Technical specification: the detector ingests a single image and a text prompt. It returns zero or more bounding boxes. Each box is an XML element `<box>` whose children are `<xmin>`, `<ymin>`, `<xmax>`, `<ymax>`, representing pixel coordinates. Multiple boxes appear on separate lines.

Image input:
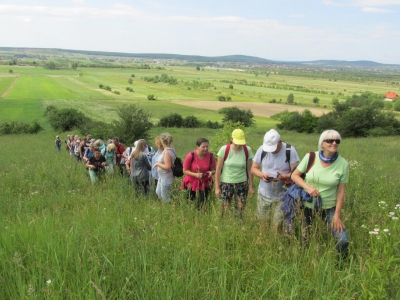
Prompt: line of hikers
<box><xmin>58</xmin><ymin>128</ymin><xmax>349</xmax><ymax>259</ymax></box>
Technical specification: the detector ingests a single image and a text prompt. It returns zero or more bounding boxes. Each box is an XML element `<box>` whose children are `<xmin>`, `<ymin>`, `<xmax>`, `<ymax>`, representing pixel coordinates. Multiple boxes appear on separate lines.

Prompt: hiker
<box><xmin>152</xmin><ymin>132</ymin><xmax>175</xmax><ymax>203</ymax></box>
<box><xmin>151</xmin><ymin>136</ymin><xmax>164</xmax><ymax>189</ymax></box>
<box><xmin>291</xmin><ymin>129</ymin><xmax>349</xmax><ymax>259</ymax></box>
<box><xmin>82</xmin><ymin>143</ymin><xmax>94</xmax><ymax>163</ymax></box>
<box><xmin>251</xmin><ymin>129</ymin><xmax>299</xmax><ymax>230</ymax></box>
<box><xmin>104</xmin><ymin>143</ymin><xmax>116</xmax><ymax>174</ymax></box>
<box><xmin>55</xmin><ymin>135</ymin><xmax>62</xmax><ymax>151</ymax></box>
<box><xmin>122</xmin><ymin>141</ymin><xmax>137</xmax><ymax>177</ymax></box>
<box><xmin>112</xmin><ymin>137</ymin><xmax>125</xmax><ymax>175</ymax></box>
<box><xmin>215</xmin><ymin>129</ymin><xmax>254</xmax><ymax>218</ymax></box>
<box><xmin>181</xmin><ymin>138</ymin><xmax>216</xmax><ymax>210</ymax></box>
<box><xmin>130</xmin><ymin>139</ymin><xmax>152</xmax><ymax>195</ymax></box>
<box><xmin>86</xmin><ymin>147</ymin><xmax>107</xmax><ymax>184</ymax></box>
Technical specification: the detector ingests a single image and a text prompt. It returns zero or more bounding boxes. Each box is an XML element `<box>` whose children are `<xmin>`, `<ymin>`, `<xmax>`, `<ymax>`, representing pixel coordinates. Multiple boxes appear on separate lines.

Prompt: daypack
<box><xmin>172</xmin><ymin>157</ymin><xmax>184</xmax><ymax>177</ymax></box>
<box><xmin>56</xmin><ymin>138</ymin><xmax>61</xmax><ymax>147</ymax></box>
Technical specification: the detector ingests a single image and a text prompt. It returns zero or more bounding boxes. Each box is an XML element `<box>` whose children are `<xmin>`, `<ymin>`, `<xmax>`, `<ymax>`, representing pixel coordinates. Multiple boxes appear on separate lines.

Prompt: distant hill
<box><xmin>0</xmin><ymin>47</ymin><xmax>398</xmax><ymax>67</ymax></box>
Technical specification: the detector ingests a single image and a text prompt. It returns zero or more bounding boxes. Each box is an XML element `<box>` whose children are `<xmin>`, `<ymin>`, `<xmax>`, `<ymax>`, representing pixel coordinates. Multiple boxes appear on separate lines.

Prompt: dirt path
<box><xmin>2</xmin><ymin>76</ymin><xmax>19</xmax><ymax>98</ymax></box>
<box><xmin>171</xmin><ymin>101</ymin><xmax>330</xmax><ymax>117</ymax></box>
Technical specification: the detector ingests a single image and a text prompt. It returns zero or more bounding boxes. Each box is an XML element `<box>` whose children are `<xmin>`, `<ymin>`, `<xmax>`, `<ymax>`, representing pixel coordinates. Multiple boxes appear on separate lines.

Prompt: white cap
<box><xmin>262</xmin><ymin>129</ymin><xmax>281</xmax><ymax>152</ymax></box>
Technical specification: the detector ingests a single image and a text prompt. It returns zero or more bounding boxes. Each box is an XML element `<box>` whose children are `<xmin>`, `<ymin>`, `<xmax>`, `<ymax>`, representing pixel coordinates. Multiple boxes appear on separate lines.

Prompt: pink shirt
<box><xmin>181</xmin><ymin>151</ymin><xmax>216</xmax><ymax>191</ymax></box>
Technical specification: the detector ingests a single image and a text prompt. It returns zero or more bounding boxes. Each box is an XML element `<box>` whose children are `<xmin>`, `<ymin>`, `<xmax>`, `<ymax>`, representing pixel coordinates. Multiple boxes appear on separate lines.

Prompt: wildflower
<box><xmin>369</xmin><ymin>231</ymin><xmax>379</xmax><ymax>235</ymax></box>
<box><xmin>46</xmin><ymin>279</ymin><xmax>52</xmax><ymax>285</ymax></box>
<box><xmin>361</xmin><ymin>224</ymin><xmax>366</xmax><ymax>228</ymax></box>
<box><xmin>383</xmin><ymin>229</ymin><xmax>390</xmax><ymax>233</ymax></box>
<box><xmin>374</xmin><ymin>228</ymin><xmax>380</xmax><ymax>232</ymax></box>
<box><xmin>389</xmin><ymin>212</ymin><xmax>395</xmax><ymax>216</ymax></box>
<box><xmin>392</xmin><ymin>217</ymin><xmax>399</xmax><ymax>220</ymax></box>
<box><xmin>377</xmin><ymin>236</ymin><xmax>381</xmax><ymax>240</ymax></box>
<box><xmin>31</xmin><ymin>191</ymin><xmax>39</xmax><ymax>195</ymax></box>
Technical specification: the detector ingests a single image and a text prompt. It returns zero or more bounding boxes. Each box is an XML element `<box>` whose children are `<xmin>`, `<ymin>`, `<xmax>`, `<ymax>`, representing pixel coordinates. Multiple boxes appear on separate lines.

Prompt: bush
<box><xmin>113</xmin><ymin>91</ymin><xmax>120</xmax><ymax>95</ymax></box>
<box><xmin>276</xmin><ymin>109</ymin><xmax>318</xmax><ymax>133</ymax></box>
<box><xmin>147</xmin><ymin>94</ymin><xmax>156</xmax><ymax>100</ymax></box>
<box><xmin>47</xmin><ymin>107</ymin><xmax>89</xmax><ymax>132</ymax></box>
<box><xmin>313</xmin><ymin>97</ymin><xmax>319</xmax><ymax>104</ymax></box>
<box><xmin>113</xmin><ymin>104</ymin><xmax>153</xmax><ymax>144</ymax></box>
<box><xmin>159</xmin><ymin>113</ymin><xmax>183</xmax><ymax>128</ymax></box>
<box><xmin>209</xmin><ymin>121</ymin><xmax>245</xmax><ymax>154</ymax></box>
<box><xmin>0</xmin><ymin>120</ymin><xmax>43</xmax><ymax>135</ymax></box>
<box><xmin>182</xmin><ymin>115</ymin><xmax>201</xmax><ymax>128</ymax></box>
<box><xmin>287</xmin><ymin>93</ymin><xmax>294</xmax><ymax>104</ymax></box>
<box><xmin>219</xmin><ymin>106</ymin><xmax>254</xmax><ymax>127</ymax></box>
<box><xmin>205</xmin><ymin>120</ymin><xmax>222</xmax><ymax>129</ymax></box>
<box><xmin>393</xmin><ymin>100</ymin><xmax>400</xmax><ymax>112</ymax></box>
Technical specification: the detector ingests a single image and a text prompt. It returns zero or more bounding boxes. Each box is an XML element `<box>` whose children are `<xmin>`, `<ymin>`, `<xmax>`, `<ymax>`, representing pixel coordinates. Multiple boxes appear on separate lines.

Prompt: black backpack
<box><xmin>172</xmin><ymin>157</ymin><xmax>184</xmax><ymax>177</ymax></box>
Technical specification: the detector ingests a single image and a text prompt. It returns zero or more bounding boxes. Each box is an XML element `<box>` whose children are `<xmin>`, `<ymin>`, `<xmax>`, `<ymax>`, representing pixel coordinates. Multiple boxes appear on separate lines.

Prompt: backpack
<box><xmin>172</xmin><ymin>157</ymin><xmax>184</xmax><ymax>177</ymax></box>
<box><xmin>167</xmin><ymin>148</ymin><xmax>183</xmax><ymax>177</ymax></box>
<box><xmin>56</xmin><ymin>138</ymin><xmax>61</xmax><ymax>147</ymax></box>
<box><xmin>190</xmin><ymin>151</ymin><xmax>214</xmax><ymax>166</ymax></box>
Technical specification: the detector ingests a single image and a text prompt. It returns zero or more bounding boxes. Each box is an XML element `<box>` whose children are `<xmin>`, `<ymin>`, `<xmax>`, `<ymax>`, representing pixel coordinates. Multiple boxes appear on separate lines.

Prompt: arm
<box><xmin>251</xmin><ymin>161</ymin><xmax>275</xmax><ymax>183</ymax></box>
<box><xmin>247</xmin><ymin>158</ymin><xmax>254</xmax><ymax>197</ymax></box>
<box><xmin>214</xmin><ymin>156</ymin><xmax>224</xmax><ymax>197</ymax></box>
<box><xmin>86</xmin><ymin>158</ymin><xmax>94</xmax><ymax>170</ymax></box>
<box><xmin>332</xmin><ymin>183</ymin><xmax>346</xmax><ymax>232</ymax></box>
<box><xmin>143</xmin><ymin>153</ymin><xmax>152</xmax><ymax>170</ymax></box>
<box><xmin>291</xmin><ymin>169</ymin><xmax>320</xmax><ymax>197</ymax></box>
<box><xmin>153</xmin><ymin>150</ymin><xmax>172</xmax><ymax>170</ymax></box>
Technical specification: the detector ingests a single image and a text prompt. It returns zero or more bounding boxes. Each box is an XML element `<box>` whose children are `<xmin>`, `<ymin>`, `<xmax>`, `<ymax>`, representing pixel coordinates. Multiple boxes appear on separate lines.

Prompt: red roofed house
<box><xmin>385</xmin><ymin>91</ymin><xmax>399</xmax><ymax>101</ymax></box>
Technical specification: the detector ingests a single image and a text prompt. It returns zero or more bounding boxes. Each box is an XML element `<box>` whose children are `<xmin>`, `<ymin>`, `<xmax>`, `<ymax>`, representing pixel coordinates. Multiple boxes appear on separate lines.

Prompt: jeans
<box><xmin>156</xmin><ymin>178</ymin><xmax>172</xmax><ymax>203</ymax></box>
<box><xmin>302</xmin><ymin>206</ymin><xmax>349</xmax><ymax>257</ymax></box>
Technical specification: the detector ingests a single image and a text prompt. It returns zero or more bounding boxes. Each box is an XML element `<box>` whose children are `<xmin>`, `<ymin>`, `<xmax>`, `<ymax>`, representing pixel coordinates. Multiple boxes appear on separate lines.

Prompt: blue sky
<box><xmin>0</xmin><ymin>0</ymin><xmax>399</xmax><ymax>64</ymax></box>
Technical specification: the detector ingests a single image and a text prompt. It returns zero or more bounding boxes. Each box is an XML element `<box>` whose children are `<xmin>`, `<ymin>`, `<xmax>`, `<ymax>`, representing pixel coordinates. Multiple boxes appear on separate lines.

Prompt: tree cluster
<box><xmin>274</xmin><ymin>92</ymin><xmax>400</xmax><ymax>137</ymax></box>
<box><xmin>0</xmin><ymin>120</ymin><xmax>43</xmax><ymax>135</ymax></box>
<box><xmin>44</xmin><ymin>104</ymin><xmax>153</xmax><ymax>144</ymax></box>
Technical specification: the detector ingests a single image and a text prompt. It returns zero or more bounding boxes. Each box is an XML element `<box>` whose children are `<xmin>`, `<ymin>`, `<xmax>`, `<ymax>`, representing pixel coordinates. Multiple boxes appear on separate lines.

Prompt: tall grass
<box><xmin>0</xmin><ymin>130</ymin><xmax>399</xmax><ymax>299</ymax></box>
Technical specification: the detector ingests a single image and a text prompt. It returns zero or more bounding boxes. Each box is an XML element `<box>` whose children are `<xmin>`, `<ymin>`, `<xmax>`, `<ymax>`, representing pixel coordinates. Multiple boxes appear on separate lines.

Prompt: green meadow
<box><xmin>0</xmin><ymin>64</ymin><xmax>396</xmax><ymax>127</ymax></box>
<box><xmin>0</xmin><ymin>63</ymin><xmax>399</xmax><ymax>298</ymax></box>
<box><xmin>0</xmin><ymin>129</ymin><xmax>399</xmax><ymax>299</ymax></box>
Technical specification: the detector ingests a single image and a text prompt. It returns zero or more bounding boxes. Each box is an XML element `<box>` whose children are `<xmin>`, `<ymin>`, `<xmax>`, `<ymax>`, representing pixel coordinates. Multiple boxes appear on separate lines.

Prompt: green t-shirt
<box><xmin>297</xmin><ymin>152</ymin><xmax>349</xmax><ymax>209</ymax></box>
<box><xmin>217</xmin><ymin>145</ymin><xmax>254</xmax><ymax>184</ymax></box>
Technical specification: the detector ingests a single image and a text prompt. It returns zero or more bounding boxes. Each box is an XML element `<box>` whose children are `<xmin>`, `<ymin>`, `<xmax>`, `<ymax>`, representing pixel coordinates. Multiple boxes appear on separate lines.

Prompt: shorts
<box><xmin>219</xmin><ymin>181</ymin><xmax>248</xmax><ymax>207</ymax></box>
<box><xmin>257</xmin><ymin>194</ymin><xmax>283</xmax><ymax>225</ymax></box>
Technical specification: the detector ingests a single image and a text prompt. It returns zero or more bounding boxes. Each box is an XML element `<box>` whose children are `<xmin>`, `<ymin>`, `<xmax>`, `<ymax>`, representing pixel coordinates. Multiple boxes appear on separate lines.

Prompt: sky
<box><xmin>0</xmin><ymin>0</ymin><xmax>399</xmax><ymax>64</ymax></box>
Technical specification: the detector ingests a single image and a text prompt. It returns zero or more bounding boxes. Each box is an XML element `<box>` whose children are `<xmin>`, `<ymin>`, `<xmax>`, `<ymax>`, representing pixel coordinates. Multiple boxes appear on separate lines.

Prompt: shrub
<box><xmin>219</xmin><ymin>106</ymin><xmax>254</xmax><ymax>127</ymax></box>
<box><xmin>159</xmin><ymin>113</ymin><xmax>183</xmax><ymax>128</ymax></box>
<box><xmin>182</xmin><ymin>115</ymin><xmax>201</xmax><ymax>128</ymax></box>
<box><xmin>313</xmin><ymin>97</ymin><xmax>319</xmax><ymax>104</ymax></box>
<box><xmin>113</xmin><ymin>104</ymin><xmax>153</xmax><ymax>144</ymax></box>
<box><xmin>0</xmin><ymin>120</ymin><xmax>43</xmax><ymax>135</ymax></box>
<box><xmin>113</xmin><ymin>91</ymin><xmax>120</xmax><ymax>95</ymax></box>
<box><xmin>276</xmin><ymin>109</ymin><xmax>318</xmax><ymax>133</ymax></box>
<box><xmin>287</xmin><ymin>93</ymin><xmax>294</xmax><ymax>104</ymax></box>
<box><xmin>47</xmin><ymin>108</ymin><xmax>89</xmax><ymax>132</ymax></box>
<box><xmin>147</xmin><ymin>94</ymin><xmax>156</xmax><ymax>100</ymax></box>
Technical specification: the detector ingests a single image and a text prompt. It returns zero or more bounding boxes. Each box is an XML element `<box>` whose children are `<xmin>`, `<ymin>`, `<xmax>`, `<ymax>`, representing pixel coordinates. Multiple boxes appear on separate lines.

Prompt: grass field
<box><xmin>0</xmin><ymin>65</ymin><xmax>397</xmax><ymax>127</ymax></box>
<box><xmin>0</xmin><ymin>129</ymin><xmax>399</xmax><ymax>299</ymax></box>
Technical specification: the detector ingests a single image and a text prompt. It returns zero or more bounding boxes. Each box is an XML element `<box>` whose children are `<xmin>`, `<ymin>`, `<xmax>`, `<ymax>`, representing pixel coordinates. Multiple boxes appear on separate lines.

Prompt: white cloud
<box><xmin>324</xmin><ymin>0</ymin><xmax>400</xmax><ymax>6</ymax></box>
<box><xmin>361</xmin><ymin>7</ymin><xmax>392</xmax><ymax>12</ymax></box>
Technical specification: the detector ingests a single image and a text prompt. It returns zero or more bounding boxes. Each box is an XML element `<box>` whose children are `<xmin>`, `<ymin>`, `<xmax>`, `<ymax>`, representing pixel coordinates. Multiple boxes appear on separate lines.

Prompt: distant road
<box><xmin>171</xmin><ymin>101</ymin><xmax>330</xmax><ymax>117</ymax></box>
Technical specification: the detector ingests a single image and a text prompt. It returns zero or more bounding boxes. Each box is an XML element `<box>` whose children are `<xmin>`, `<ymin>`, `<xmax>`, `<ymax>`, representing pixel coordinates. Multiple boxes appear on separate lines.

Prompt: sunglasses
<box><xmin>324</xmin><ymin>139</ymin><xmax>341</xmax><ymax>144</ymax></box>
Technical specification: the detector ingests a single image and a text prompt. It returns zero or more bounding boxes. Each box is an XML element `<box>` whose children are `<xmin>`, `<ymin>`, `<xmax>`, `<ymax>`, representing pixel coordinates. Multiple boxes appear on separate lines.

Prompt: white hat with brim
<box><xmin>262</xmin><ymin>129</ymin><xmax>280</xmax><ymax>152</ymax></box>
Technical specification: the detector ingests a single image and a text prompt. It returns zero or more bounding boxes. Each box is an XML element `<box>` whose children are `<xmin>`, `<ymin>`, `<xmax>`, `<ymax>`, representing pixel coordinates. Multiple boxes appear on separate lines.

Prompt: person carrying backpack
<box><xmin>251</xmin><ymin>129</ymin><xmax>299</xmax><ymax>230</ymax></box>
<box><xmin>215</xmin><ymin>129</ymin><xmax>254</xmax><ymax>218</ymax></box>
<box><xmin>55</xmin><ymin>136</ymin><xmax>62</xmax><ymax>151</ymax></box>
<box><xmin>181</xmin><ymin>138</ymin><xmax>216</xmax><ymax>210</ymax></box>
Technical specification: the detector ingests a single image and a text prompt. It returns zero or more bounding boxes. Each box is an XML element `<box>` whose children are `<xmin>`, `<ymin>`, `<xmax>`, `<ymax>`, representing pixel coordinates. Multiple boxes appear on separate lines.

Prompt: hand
<box><xmin>262</xmin><ymin>174</ymin><xmax>274</xmax><ymax>183</ymax></box>
<box><xmin>248</xmin><ymin>187</ymin><xmax>255</xmax><ymax>198</ymax></box>
<box><xmin>215</xmin><ymin>187</ymin><xmax>221</xmax><ymax>198</ymax></box>
<box><xmin>197</xmin><ymin>173</ymin><xmax>203</xmax><ymax>179</ymax></box>
<box><xmin>276</xmin><ymin>172</ymin><xmax>286</xmax><ymax>182</ymax></box>
<box><xmin>306</xmin><ymin>186</ymin><xmax>319</xmax><ymax>197</ymax></box>
<box><xmin>332</xmin><ymin>214</ymin><xmax>345</xmax><ymax>232</ymax></box>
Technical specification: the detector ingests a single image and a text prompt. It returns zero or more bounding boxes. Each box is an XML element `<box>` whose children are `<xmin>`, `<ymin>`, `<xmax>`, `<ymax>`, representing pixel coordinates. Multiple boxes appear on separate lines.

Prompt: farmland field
<box><xmin>0</xmin><ymin>64</ymin><xmax>397</xmax><ymax>127</ymax></box>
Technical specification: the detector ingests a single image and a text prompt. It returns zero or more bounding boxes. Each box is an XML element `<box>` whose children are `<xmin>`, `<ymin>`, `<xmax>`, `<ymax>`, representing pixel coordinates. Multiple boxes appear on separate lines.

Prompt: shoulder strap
<box><xmin>285</xmin><ymin>143</ymin><xmax>291</xmax><ymax>163</ymax></box>
<box><xmin>243</xmin><ymin>145</ymin><xmax>249</xmax><ymax>161</ymax></box>
<box><xmin>306</xmin><ymin>152</ymin><xmax>316</xmax><ymax>173</ymax></box>
<box><xmin>191</xmin><ymin>151</ymin><xmax>195</xmax><ymax>164</ymax></box>
<box><xmin>260</xmin><ymin>150</ymin><xmax>267</xmax><ymax>162</ymax></box>
<box><xmin>223</xmin><ymin>143</ymin><xmax>231</xmax><ymax>161</ymax></box>
<box><xmin>209</xmin><ymin>153</ymin><xmax>213</xmax><ymax>165</ymax></box>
